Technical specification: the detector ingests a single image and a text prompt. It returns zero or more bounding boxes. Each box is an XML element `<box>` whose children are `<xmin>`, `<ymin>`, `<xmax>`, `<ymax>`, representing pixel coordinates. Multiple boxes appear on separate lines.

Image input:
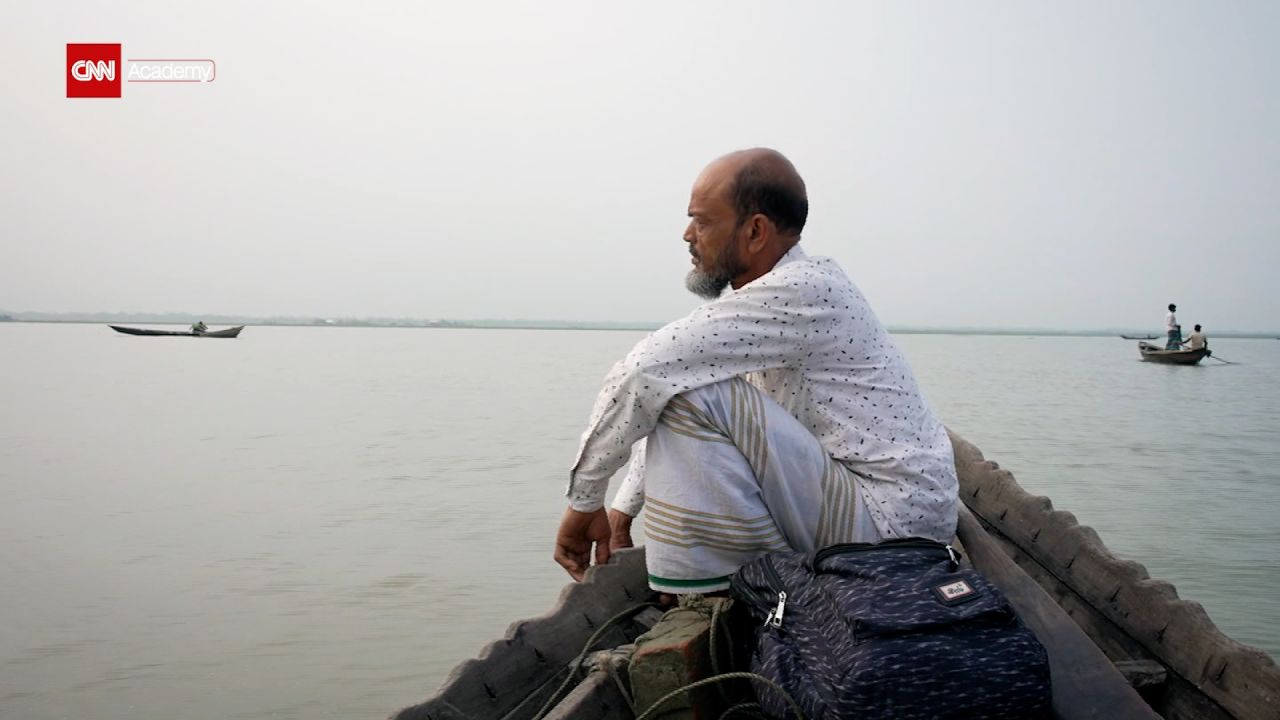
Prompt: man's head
<box><xmin>1194</xmin><ymin>324</ymin><xmax>1202</xmax><ymax>332</ymax></box>
<box><xmin>1169</xmin><ymin>303</ymin><xmax>1177</xmax><ymax>312</ymax></box>
<box><xmin>683</xmin><ymin>148</ymin><xmax>808</xmax><ymax>299</ymax></box>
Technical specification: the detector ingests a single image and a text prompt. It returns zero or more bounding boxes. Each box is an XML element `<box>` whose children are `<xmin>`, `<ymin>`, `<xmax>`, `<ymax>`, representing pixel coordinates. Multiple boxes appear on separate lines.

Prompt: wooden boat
<box><xmin>390</xmin><ymin>432</ymin><xmax>1280</xmax><ymax>720</ymax></box>
<box><xmin>1138</xmin><ymin>341</ymin><xmax>1208</xmax><ymax>365</ymax></box>
<box><xmin>1120</xmin><ymin>334</ymin><xmax>1159</xmax><ymax>340</ymax></box>
<box><xmin>109</xmin><ymin>325</ymin><xmax>243</xmax><ymax>338</ymax></box>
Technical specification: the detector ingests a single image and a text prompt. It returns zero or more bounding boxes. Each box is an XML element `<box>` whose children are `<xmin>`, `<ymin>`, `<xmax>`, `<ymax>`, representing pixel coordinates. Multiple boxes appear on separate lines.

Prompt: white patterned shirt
<box><xmin>567</xmin><ymin>245</ymin><xmax>959</xmax><ymax>542</ymax></box>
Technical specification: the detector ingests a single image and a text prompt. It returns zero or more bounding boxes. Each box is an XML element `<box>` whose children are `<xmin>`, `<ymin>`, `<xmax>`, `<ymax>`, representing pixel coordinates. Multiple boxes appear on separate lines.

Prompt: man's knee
<box><xmin>674</xmin><ymin>378</ymin><xmax>736</xmax><ymax>404</ymax></box>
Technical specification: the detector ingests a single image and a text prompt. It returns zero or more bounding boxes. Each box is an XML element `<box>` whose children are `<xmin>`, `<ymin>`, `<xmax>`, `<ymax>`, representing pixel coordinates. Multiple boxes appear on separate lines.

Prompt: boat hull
<box><xmin>392</xmin><ymin>433</ymin><xmax>1280</xmax><ymax>720</ymax></box>
<box><xmin>1137</xmin><ymin>342</ymin><xmax>1207</xmax><ymax>364</ymax></box>
<box><xmin>109</xmin><ymin>325</ymin><xmax>243</xmax><ymax>338</ymax></box>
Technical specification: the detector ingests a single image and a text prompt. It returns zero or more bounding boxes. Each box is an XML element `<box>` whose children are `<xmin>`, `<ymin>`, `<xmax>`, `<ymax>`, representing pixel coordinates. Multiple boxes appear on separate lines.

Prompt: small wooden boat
<box><xmin>109</xmin><ymin>325</ymin><xmax>243</xmax><ymax>338</ymax></box>
<box><xmin>389</xmin><ymin>432</ymin><xmax>1279</xmax><ymax>720</ymax></box>
<box><xmin>1138</xmin><ymin>341</ymin><xmax>1208</xmax><ymax>365</ymax></box>
<box><xmin>1120</xmin><ymin>334</ymin><xmax>1159</xmax><ymax>340</ymax></box>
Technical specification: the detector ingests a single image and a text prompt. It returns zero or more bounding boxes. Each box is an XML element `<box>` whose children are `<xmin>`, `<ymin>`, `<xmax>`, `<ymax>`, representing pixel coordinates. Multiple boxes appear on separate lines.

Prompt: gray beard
<box><xmin>685</xmin><ymin>268</ymin><xmax>731</xmax><ymax>299</ymax></box>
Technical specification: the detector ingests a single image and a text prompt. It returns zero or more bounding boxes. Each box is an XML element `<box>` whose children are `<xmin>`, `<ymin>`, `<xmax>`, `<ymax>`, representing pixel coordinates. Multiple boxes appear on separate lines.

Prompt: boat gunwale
<box><xmin>388</xmin><ymin>548</ymin><xmax>654</xmax><ymax>720</ymax></box>
<box><xmin>949</xmin><ymin>431</ymin><xmax>1280</xmax><ymax>720</ymax></box>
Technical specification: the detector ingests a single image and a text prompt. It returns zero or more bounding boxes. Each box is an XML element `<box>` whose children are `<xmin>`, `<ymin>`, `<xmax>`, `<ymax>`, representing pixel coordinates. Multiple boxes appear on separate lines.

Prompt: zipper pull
<box><xmin>768</xmin><ymin>591</ymin><xmax>788</xmax><ymax>629</ymax></box>
<box><xmin>945</xmin><ymin>545</ymin><xmax>960</xmax><ymax>570</ymax></box>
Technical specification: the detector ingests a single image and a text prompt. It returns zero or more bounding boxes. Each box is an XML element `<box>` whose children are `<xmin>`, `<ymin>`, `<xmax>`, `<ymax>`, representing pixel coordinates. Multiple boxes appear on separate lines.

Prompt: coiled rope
<box><xmin>529</xmin><ymin>601</ymin><xmax>660</xmax><ymax>720</ymax></box>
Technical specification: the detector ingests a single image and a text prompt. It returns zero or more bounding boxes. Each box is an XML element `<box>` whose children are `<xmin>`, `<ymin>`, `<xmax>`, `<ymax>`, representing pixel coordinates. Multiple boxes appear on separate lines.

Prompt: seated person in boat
<box><xmin>1165</xmin><ymin>303</ymin><xmax>1181</xmax><ymax>349</ymax></box>
<box><xmin>1182</xmin><ymin>324</ymin><xmax>1207</xmax><ymax>351</ymax></box>
<box><xmin>554</xmin><ymin>149</ymin><xmax>960</xmax><ymax>594</ymax></box>
<box><xmin>191</xmin><ymin>320</ymin><xmax>208</xmax><ymax>334</ymax></box>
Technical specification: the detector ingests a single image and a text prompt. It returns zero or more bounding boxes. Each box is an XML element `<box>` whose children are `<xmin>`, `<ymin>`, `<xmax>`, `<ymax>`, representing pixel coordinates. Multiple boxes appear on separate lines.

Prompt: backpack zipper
<box><xmin>761</xmin><ymin>555</ymin><xmax>789</xmax><ymax>629</ymax></box>
<box><xmin>758</xmin><ymin>539</ymin><xmax>961</xmax><ymax>630</ymax></box>
<box><xmin>814</xmin><ymin>538</ymin><xmax>960</xmax><ymax>569</ymax></box>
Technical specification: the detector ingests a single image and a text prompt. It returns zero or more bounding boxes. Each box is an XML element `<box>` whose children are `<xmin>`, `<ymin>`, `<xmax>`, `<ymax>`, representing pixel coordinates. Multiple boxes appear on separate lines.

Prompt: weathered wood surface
<box><xmin>951</xmin><ymin>431</ymin><xmax>1280</xmax><ymax>720</ymax></box>
<box><xmin>979</xmin><ymin>526</ymin><xmax>1243</xmax><ymax>719</ymax></box>
<box><xmin>542</xmin><ymin>649</ymin><xmax>637</xmax><ymax>720</ymax></box>
<box><xmin>389</xmin><ymin>548</ymin><xmax>654</xmax><ymax>720</ymax></box>
<box><xmin>540</xmin><ymin>668</ymin><xmax>630</xmax><ymax>720</ymax></box>
<box><xmin>981</xmin><ymin>526</ymin><xmax>1153</xmax><ymax>661</ymax></box>
<box><xmin>1115</xmin><ymin>659</ymin><xmax>1170</xmax><ymax>691</ymax></box>
<box><xmin>958</xmin><ymin>507</ymin><xmax>1161</xmax><ymax>719</ymax></box>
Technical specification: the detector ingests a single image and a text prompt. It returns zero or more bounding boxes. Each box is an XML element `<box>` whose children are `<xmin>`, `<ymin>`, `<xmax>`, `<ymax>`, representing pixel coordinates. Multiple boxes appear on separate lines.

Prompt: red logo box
<box><xmin>67</xmin><ymin>43</ymin><xmax>122</xmax><ymax>98</ymax></box>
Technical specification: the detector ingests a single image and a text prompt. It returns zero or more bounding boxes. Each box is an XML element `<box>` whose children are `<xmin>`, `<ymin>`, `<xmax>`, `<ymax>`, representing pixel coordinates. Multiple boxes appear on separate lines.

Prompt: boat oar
<box><xmin>1199</xmin><ymin>348</ymin><xmax>1236</xmax><ymax>364</ymax></box>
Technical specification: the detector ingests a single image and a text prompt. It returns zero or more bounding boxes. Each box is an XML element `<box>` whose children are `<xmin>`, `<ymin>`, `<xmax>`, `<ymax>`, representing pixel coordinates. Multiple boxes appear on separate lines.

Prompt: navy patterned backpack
<box><xmin>729</xmin><ymin>538</ymin><xmax>1052</xmax><ymax>719</ymax></box>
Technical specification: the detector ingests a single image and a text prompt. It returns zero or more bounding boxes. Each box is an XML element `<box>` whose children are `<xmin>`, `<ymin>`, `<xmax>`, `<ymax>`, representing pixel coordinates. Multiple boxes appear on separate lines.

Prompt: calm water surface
<box><xmin>2</xmin><ymin>323</ymin><xmax>1277</xmax><ymax>719</ymax></box>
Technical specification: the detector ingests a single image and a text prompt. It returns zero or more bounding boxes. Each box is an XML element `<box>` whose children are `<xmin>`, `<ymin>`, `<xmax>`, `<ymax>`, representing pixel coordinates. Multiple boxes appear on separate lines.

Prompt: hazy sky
<box><xmin>5</xmin><ymin>2</ymin><xmax>1278</xmax><ymax>331</ymax></box>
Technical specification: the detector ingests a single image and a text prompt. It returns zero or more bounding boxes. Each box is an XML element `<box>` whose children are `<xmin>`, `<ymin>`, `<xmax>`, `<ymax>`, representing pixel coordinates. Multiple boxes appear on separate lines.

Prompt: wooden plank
<box><xmin>389</xmin><ymin>548</ymin><xmax>653</xmax><ymax>720</ymax></box>
<box><xmin>541</xmin><ymin>667</ymin><xmax>632</xmax><ymax>720</ymax></box>
<box><xmin>981</xmin><ymin>522</ymin><xmax>1153</xmax><ymax>662</ymax></box>
<box><xmin>543</xmin><ymin>648</ymin><xmax>638</xmax><ymax>720</ymax></box>
<box><xmin>950</xmin><ymin>432</ymin><xmax>1280</xmax><ymax>720</ymax></box>
<box><xmin>957</xmin><ymin>507</ymin><xmax>1161</xmax><ymax>720</ymax></box>
<box><xmin>1115</xmin><ymin>660</ymin><xmax>1168</xmax><ymax>691</ymax></box>
<box><xmin>976</xmin><ymin>511</ymin><xmax>1243</xmax><ymax>720</ymax></box>
<box><xmin>1163</xmin><ymin>673</ymin><xmax>1243</xmax><ymax>720</ymax></box>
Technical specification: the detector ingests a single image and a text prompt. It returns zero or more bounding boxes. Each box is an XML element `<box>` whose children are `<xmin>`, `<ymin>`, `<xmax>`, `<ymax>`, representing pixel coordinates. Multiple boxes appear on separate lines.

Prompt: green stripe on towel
<box><xmin>647</xmin><ymin>574</ymin><xmax>732</xmax><ymax>589</ymax></box>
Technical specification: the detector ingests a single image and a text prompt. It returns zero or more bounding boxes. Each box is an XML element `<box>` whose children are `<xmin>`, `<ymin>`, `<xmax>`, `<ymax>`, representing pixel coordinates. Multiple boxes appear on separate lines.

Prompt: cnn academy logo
<box><xmin>66</xmin><ymin>43</ymin><xmax>216</xmax><ymax>98</ymax></box>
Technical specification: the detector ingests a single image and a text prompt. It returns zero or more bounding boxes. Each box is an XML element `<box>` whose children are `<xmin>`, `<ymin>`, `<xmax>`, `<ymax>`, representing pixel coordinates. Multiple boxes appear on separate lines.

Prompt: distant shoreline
<box><xmin>3</xmin><ymin>316</ymin><xmax>1278</xmax><ymax>339</ymax></box>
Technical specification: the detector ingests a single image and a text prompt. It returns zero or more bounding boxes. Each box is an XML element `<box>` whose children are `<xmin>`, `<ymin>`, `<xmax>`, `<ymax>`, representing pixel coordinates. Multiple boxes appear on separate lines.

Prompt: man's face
<box><xmin>683</xmin><ymin>164</ymin><xmax>747</xmax><ymax>299</ymax></box>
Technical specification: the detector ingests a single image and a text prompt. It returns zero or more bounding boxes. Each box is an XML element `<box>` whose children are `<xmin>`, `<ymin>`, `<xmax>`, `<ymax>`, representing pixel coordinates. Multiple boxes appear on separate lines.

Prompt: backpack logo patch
<box><xmin>932</xmin><ymin>577</ymin><xmax>980</xmax><ymax>606</ymax></box>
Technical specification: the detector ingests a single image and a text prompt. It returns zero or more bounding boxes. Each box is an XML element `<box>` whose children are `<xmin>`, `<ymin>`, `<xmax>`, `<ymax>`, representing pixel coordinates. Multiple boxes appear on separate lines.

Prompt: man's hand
<box><xmin>554</xmin><ymin>507</ymin><xmax>612</xmax><ymax>581</ymax></box>
<box><xmin>608</xmin><ymin>509</ymin><xmax>635</xmax><ymax>552</ymax></box>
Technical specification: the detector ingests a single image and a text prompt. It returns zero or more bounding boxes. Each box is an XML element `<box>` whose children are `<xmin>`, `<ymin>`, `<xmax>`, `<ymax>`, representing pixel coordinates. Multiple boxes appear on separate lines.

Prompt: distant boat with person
<box><xmin>1137</xmin><ymin>341</ymin><xmax>1208</xmax><ymax>365</ymax></box>
<box><xmin>109</xmin><ymin>325</ymin><xmax>244</xmax><ymax>338</ymax></box>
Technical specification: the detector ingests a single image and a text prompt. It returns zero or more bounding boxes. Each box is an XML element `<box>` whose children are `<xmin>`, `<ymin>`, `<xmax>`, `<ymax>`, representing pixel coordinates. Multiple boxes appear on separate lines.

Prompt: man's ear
<box><xmin>745</xmin><ymin>214</ymin><xmax>770</xmax><ymax>254</ymax></box>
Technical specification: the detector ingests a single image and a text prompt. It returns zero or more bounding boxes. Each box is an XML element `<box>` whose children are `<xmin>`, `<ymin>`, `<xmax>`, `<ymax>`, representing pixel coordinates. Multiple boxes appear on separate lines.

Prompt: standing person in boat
<box><xmin>1165</xmin><ymin>303</ymin><xmax>1181</xmax><ymax>350</ymax></box>
<box><xmin>1181</xmin><ymin>324</ymin><xmax>1207</xmax><ymax>351</ymax></box>
<box><xmin>191</xmin><ymin>320</ymin><xmax>208</xmax><ymax>334</ymax></box>
<box><xmin>554</xmin><ymin>148</ymin><xmax>959</xmax><ymax>594</ymax></box>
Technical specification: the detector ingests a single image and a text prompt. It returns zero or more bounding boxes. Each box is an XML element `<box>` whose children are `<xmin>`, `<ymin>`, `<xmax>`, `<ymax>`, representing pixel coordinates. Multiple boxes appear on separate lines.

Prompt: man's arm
<box><xmin>554</xmin><ymin>280</ymin><xmax>819</xmax><ymax>580</ymax></box>
<box><xmin>553</xmin><ymin>507</ymin><xmax>611</xmax><ymax>582</ymax></box>
<box><xmin>612</xmin><ymin>440</ymin><xmax>647</xmax><ymax>516</ymax></box>
<box><xmin>566</xmin><ymin>283</ymin><xmax>814</xmax><ymax>512</ymax></box>
<box><xmin>607</xmin><ymin>440</ymin><xmax>648</xmax><ymax>551</ymax></box>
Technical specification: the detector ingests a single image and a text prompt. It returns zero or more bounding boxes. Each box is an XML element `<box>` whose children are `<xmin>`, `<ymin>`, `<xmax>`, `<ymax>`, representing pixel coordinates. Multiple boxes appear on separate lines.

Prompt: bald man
<box><xmin>555</xmin><ymin>149</ymin><xmax>959</xmax><ymax>593</ymax></box>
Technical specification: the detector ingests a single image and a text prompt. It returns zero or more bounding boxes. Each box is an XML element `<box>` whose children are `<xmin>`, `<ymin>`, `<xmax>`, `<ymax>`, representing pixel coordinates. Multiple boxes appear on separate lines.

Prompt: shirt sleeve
<box><xmin>566</xmin><ymin>279</ymin><xmax>816</xmax><ymax>511</ymax></box>
<box><xmin>610</xmin><ymin>439</ymin><xmax>647</xmax><ymax>517</ymax></box>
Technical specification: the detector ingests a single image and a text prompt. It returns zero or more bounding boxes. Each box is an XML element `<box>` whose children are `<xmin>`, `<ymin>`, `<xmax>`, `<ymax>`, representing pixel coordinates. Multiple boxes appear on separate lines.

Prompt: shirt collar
<box><xmin>775</xmin><ymin>243</ymin><xmax>807</xmax><ymax>268</ymax></box>
<box><xmin>724</xmin><ymin>243</ymin><xmax>808</xmax><ymax>296</ymax></box>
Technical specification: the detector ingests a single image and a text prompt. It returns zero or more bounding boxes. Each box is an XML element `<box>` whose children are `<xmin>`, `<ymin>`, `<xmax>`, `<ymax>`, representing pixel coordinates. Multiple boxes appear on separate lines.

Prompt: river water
<box><xmin>1</xmin><ymin>323</ymin><xmax>1277</xmax><ymax>719</ymax></box>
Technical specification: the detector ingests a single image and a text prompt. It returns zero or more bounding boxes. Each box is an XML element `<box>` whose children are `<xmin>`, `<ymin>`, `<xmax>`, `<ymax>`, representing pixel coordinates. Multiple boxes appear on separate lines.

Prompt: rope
<box><xmin>708</xmin><ymin>601</ymin><xmax>732</xmax><ymax>704</ymax></box>
<box><xmin>717</xmin><ymin>701</ymin><xmax>768</xmax><ymax>720</ymax></box>
<box><xmin>530</xmin><ymin>596</ymin><xmax>803</xmax><ymax>720</ymax></box>
<box><xmin>633</xmin><ymin>672</ymin><xmax>807</xmax><ymax>720</ymax></box>
<box><xmin>529</xmin><ymin>602</ymin><xmax>661</xmax><ymax>720</ymax></box>
<box><xmin>605</xmin><ymin>655</ymin><xmax>636</xmax><ymax>714</ymax></box>
<box><xmin>706</xmin><ymin>599</ymin><xmax>746</xmax><ymax>706</ymax></box>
